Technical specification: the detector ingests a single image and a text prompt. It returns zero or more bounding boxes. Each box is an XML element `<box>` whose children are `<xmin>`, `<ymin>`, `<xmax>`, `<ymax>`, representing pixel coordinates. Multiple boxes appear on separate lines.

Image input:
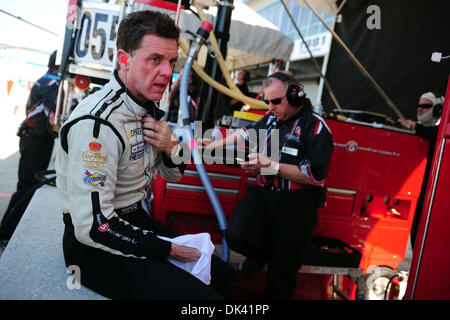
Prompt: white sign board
<box><xmin>72</xmin><ymin>1</ymin><xmax>181</xmax><ymax>72</ymax></box>
<box><xmin>73</xmin><ymin>3</ymin><xmax>120</xmax><ymax>69</ymax></box>
<box><xmin>290</xmin><ymin>32</ymin><xmax>332</xmax><ymax>61</ymax></box>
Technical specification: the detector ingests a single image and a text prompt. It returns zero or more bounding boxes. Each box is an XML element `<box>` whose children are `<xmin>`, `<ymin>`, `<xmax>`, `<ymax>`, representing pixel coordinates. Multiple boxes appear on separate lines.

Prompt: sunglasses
<box><xmin>417</xmin><ymin>103</ymin><xmax>433</xmax><ymax>109</ymax></box>
<box><xmin>264</xmin><ymin>96</ymin><xmax>284</xmax><ymax>105</ymax></box>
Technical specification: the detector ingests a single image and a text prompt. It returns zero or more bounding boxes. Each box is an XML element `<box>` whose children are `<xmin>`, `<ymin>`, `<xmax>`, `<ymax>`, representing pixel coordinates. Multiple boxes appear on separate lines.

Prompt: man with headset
<box><xmin>202</xmin><ymin>71</ymin><xmax>334</xmax><ymax>299</ymax></box>
<box><xmin>56</xmin><ymin>10</ymin><xmax>235</xmax><ymax>299</ymax></box>
<box><xmin>399</xmin><ymin>91</ymin><xmax>444</xmax><ymax>246</ymax></box>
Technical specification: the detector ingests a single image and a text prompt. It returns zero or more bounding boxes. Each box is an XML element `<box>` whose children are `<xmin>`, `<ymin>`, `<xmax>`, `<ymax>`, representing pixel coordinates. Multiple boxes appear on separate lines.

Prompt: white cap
<box><xmin>419</xmin><ymin>92</ymin><xmax>439</xmax><ymax>106</ymax></box>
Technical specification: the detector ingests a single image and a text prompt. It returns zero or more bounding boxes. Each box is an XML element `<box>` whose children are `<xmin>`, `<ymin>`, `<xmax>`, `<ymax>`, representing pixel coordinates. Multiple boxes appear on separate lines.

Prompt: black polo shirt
<box><xmin>240</xmin><ymin>108</ymin><xmax>333</xmax><ymax>190</ymax></box>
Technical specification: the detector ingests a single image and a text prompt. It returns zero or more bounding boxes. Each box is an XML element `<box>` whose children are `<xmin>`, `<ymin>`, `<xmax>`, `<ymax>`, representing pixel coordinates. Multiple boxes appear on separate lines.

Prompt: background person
<box><xmin>167</xmin><ymin>71</ymin><xmax>200</xmax><ymax>123</ymax></box>
<box><xmin>399</xmin><ymin>91</ymin><xmax>443</xmax><ymax>246</ymax></box>
<box><xmin>201</xmin><ymin>71</ymin><xmax>333</xmax><ymax>299</ymax></box>
<box><xmin>229</xmin><ymin>69</ymin><xmax>251</xmax><ymax>113</ymax></box>
<box><xmin>214</xmin><ymin>69</ymin><xmax>251</xmax><ymax>120</ymax></box>
<box><xmin>0</xmin><ymin>50</ymin><xmax>59</xmax><ymax>248</ymax></box>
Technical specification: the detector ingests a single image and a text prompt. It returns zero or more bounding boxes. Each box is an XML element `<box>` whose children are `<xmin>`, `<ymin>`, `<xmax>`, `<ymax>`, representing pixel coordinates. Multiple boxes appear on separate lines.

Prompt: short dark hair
<box><xmin>241</xmin><ymin>69</ymin><xmax>250</xmax><ymax>82</ymax></box>
<box><xmin>116</xmin><ymin>10</ymin><xmax>180</xmax><ymax>68</ymax></box>
<box><xmin>48</xmin><ymin>50</ymin><xmax>58</xmax><ymax>72</ymax></box>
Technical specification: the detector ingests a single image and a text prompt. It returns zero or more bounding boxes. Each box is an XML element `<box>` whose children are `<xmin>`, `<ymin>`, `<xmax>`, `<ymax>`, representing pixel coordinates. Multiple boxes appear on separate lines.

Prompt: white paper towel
<box><xmin>158</xmin><ymin>233</ymin><xmax>215</xmax><ymax>284</ymax></box>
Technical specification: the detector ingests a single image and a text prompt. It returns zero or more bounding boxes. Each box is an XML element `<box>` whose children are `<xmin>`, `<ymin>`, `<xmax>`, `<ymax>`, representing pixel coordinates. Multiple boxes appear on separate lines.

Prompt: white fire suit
<box><xmin>56</xmin><ymin>71</ymin><xmax>184</xmax><ymax>259</ymax></box>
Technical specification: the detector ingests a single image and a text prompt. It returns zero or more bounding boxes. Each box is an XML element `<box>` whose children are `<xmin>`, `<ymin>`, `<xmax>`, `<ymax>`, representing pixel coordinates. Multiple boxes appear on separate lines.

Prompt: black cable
<box><xmin>0</xmin><ymin>9</ymin><xmax>59</xmax><ymax>36</ymax></box>
<box><xmin>383</xmin><ymin>273</ymin><xmax>400</xmax><ymax>300</ymax></box>
<box><xmin>188</xmin><ymin>8</ymin><xmax>201</xmax><ymax>21</ymax></box>
<box><xmin>279</xmin><ymin>0</ymin><xmax>342</xmax><ymax>111</ymax></box>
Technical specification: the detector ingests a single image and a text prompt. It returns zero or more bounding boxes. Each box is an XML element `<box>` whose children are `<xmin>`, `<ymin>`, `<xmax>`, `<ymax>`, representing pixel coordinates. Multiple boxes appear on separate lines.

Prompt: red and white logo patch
<box><xmin>295</xmin><ymin>127</ymin><xmax>301</xmax><ymax>136</ymax></box>
<box><xmin>98</xmin><ymin>223</ymin><xmax>109</xmax><ymax>232</ymax></box>
<box><xmin>345</xmin><ymin>140</ymin><xmax>358</xmax><ymax>153</ymax></box>
<box><xmin>89</xmin><ymin>141</ymin><xmax>102</xmax><ymax>152</ymax></box>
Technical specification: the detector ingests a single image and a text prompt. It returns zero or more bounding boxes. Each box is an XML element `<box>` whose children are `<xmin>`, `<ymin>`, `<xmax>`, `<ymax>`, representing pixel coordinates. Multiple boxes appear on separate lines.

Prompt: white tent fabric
<box><xmin>296</xmin><ymin>0</ymin><xmax>338</xmax><ymax>15</ymax></box>
<box><xmin>178</xmin><ymin>0</ymin><xmax>294</xmax><ymax>70</ymax></box>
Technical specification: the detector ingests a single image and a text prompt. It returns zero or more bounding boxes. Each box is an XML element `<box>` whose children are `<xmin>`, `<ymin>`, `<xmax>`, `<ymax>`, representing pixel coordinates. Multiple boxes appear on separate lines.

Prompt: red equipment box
<box><xmin>152</xmin><ymin>118</ymin><xmax>429</xmax><ymax>275</ymax></box>
<box><xmin>152</xmin><ymin>163</ymin><xmax>254</xmax><ymax>244</ymax></box>
<box><xmin>314</xmin><ymin>119</ymin><xmax>429</xmax><ymax>272</ymax></box>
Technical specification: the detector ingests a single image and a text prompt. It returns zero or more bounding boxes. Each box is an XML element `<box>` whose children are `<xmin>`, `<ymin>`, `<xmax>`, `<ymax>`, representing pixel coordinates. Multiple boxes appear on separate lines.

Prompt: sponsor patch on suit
<box><xmin>83</xmin><ymin>170</ymin><xmax>106</xmax><ymax>187</ymax></box>
<box><xmin>124</xmin><ymin>122</ymin><xmax>144</xmax><ymax>160</ymax></box>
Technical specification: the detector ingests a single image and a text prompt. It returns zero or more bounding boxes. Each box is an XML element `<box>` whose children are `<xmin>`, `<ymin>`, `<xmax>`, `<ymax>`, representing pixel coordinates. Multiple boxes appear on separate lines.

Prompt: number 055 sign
<box><xmin>74</xmin><ymin>4</ymin><xmax>120</xmax><ymax>69</ymax></box>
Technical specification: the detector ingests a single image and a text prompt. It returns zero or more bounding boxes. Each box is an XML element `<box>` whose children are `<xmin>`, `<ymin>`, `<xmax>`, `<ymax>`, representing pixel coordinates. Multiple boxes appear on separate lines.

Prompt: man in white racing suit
<box><xmin>56</xmin><ymin>10</ymin><xmax>235</xmax><ymax>299</ymax></box>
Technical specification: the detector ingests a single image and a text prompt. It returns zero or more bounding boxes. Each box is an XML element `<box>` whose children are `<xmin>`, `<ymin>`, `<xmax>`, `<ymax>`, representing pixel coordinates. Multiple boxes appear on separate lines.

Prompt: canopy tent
<box><xmin>176</xmin><ymin>0</ymin><xmax>294</xmax><ymax>70</ymax></box>
<box><xmin>296</xmin><ymin>0</ymin><xmax>338</xmax><ymax>14</ymax></box>
<box><xmin>66</xmin><ymin>0</ymin><xmax>293</xmax><ymax>79</ymax></box>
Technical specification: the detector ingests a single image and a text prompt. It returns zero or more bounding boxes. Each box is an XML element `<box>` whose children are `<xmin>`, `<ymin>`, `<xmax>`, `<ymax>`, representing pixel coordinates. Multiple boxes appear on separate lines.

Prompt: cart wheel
<box><xmin>355</xmin><ymin>266</ymin><xmax>395</xmax><ymax>300</ymax></box>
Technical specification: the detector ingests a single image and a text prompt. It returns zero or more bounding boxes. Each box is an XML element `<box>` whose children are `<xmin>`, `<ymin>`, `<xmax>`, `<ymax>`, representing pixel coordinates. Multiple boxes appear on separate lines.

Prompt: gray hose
<box><xmin>179</xmin><ymin>32</ymin><xmax>230</xmax><ymax>262</ymax></box>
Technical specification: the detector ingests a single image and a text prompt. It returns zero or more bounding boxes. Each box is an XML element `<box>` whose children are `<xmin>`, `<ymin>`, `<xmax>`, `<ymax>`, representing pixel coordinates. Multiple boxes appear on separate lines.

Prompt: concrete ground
<box><xmin>0</xmin><ymin>96</ymin><xmax>25</xmax><ymax>258</ymax></box>
<box><xmin>0</xmin><ymin>104</ymin><xmax>23</xmax><ymax>223</ymax></box>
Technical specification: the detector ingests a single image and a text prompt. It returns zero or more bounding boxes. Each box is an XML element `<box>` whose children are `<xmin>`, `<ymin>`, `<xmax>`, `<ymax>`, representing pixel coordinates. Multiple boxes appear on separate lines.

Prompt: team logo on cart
<box><xmin>345</xmin><ymin>140</ymin><xmax>358</xmax><ymax>153</ymax></box>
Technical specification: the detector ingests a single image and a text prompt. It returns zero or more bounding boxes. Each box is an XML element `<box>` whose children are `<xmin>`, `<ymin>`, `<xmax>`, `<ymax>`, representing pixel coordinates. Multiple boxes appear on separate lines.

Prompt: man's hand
<box><xmin>197</xmin><ymin>130</ymin><xmax>243</xmax><ymax>151</ymax></box>
<box><xmin>197</xmin><ymin>138</ymin><xmax>215</xmax><ymax>150</ymax></box>
<box><xmin>142</xmin><ymin>116</ymin><xmax>177</xmax><ymax>156</ymax></box>
<box><xmin>398</xmin><ymin>118</ymin><xmax>416</xmax><ymax>130</ymax></box>
<box><xmin>169</xmin><ymin>244</ymin><xmax>201</xmax><ymax>263</ymax></box>
<box><xmin>240</xmin><ymin>153</ymin><xmax>274</xmax><ymax>174</ymax></box>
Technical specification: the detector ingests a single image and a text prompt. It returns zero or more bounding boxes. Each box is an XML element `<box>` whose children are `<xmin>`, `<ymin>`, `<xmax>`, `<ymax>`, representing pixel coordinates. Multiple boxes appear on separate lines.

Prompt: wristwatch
<box><xmin>272</xmin><ymin>161</ymin><xmax>280</xmax><ymax>176</ymax></box>
<box><xmin>261</xmin><ymin>160</ymin><xmax>280</xmax><ymax>176</ymax></box>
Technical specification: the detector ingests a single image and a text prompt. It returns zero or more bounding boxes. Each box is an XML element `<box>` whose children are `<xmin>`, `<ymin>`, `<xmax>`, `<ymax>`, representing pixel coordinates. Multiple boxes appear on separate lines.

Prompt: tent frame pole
<box><xmin>303</xmin><ymin>0</ymin><xmax>409</xmax><ymax>125</ymax></box>
<box><xmin>280</xmin><ymin>0</ymin><xmax>341</xmax><ymax>110</ymax></box>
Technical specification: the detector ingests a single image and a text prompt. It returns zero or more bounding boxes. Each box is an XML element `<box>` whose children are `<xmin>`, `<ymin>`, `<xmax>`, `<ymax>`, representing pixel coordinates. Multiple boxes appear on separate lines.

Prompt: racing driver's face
<box><xmin>119</xmin><ymin>34</ymin><xmax>178</xmax><ymax>103</ymax></box>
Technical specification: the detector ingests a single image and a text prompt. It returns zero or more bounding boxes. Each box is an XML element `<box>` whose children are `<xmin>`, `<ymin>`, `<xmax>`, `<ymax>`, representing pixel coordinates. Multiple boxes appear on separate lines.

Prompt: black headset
<box><xmin>433</xmin><ymin>103</ymin><xmax>443</xmax><ymax>117</ymax></box>
<box><xmin>431</xmin><ymin>91</ymin><xmax>444</xmax><ymax>117</ymax></box>
<box><xmin>422</xmin><ymin>91</ymin><xmax>444</xmax><ymax>117</ymax></box>
<box><xmin>268</xmin><ymin>72</ymin><xmax>307</xmax><ymax>107</ymax></box>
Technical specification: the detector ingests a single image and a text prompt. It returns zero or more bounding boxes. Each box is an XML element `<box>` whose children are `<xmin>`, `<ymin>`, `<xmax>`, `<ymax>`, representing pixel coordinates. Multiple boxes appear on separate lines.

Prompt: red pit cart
<box><xmin>152</xmin><ymin>115</ymin><xmax>429</xmax><ymax>300</ymax></box>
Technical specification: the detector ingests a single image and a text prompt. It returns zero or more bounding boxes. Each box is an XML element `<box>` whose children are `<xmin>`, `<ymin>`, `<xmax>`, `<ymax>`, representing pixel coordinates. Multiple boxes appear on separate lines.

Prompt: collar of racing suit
<box><xmin>111</xmin><ymin>69</ymin><xmax>165</xmax><ymax>121</ymax></box>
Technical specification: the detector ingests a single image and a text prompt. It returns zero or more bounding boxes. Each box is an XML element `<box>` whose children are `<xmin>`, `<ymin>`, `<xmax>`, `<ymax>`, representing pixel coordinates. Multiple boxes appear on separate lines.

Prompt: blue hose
<box><xmin>178</xmin><ymin>38</ymin><xmax>230</xmax><ymax>262</ymax></box>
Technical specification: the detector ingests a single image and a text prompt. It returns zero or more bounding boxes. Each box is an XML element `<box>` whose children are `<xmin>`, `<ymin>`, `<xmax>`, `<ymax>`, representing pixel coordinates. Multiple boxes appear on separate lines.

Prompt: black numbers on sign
<box><xmin>108</xmin><ymin>15</ymin><xmax>119</xmax><ymax>62</ymax></box>
<box><xmin>312</xmin><ymin>37</ymin><xmax>319</xmax><ymax>46</ymax></box>
<box><xmin>76</xmin><ymin>11</ymin><xmax>92</xmax><ymax>58</ymax></box>
<box><xmin>91</xmin><ymin>13</ymin><xmax>107</xmax><ymax>60</ymax></box>
<box><xmin>75</xmin><ymin>11</ymin><xmax>119</xmax><ymax>62</ymax></box>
